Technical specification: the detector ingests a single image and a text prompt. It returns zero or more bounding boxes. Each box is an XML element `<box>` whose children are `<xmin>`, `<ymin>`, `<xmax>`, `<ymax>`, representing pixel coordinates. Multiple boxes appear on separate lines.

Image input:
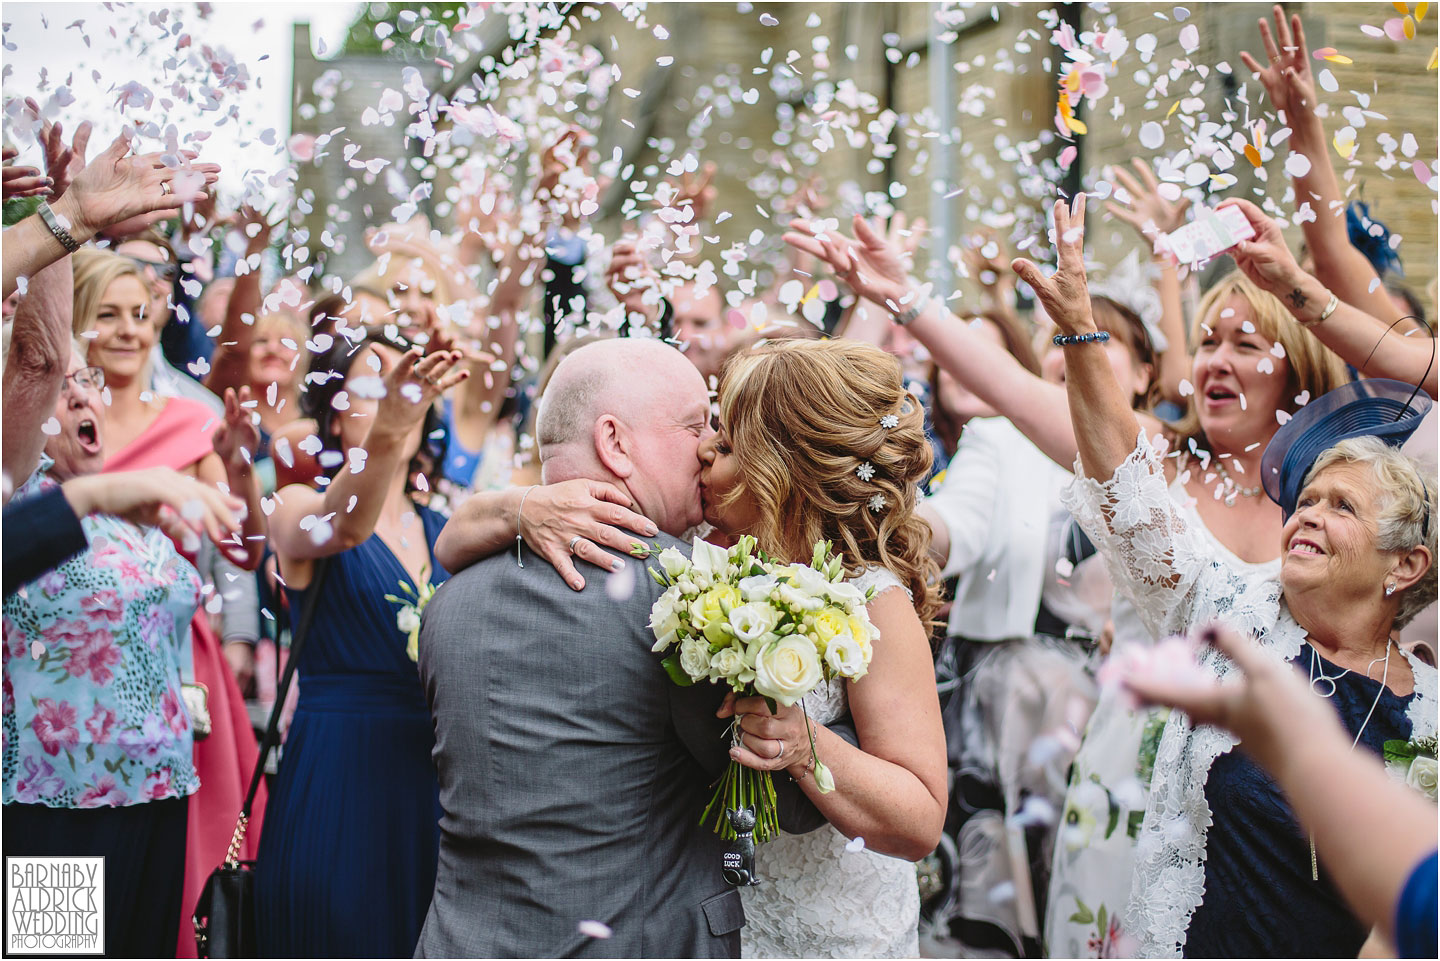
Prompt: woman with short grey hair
<box><xmin>1021</xmin><ymin>194</ymin><xmax>1437</xmax><ymax>957</ymax></box>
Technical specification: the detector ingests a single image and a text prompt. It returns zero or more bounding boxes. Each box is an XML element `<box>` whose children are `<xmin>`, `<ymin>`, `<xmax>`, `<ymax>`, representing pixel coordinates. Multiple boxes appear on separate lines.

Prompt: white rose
<box><xmin>754</xmin><ymin>635</ymin><xmax>824</xmax><ymax>706</ymax></box>
<box><xmin>396</xmin><ymin>607</ymin><xmax>421</xmax><ymax>635</ymax></box>
<box><xmin>658</xmin><ymin>547</ymin><xmax>690</xmax><ymax>580</ymax></box>
<box><xmin>823</xmin><ymin>632</ymin><xmax>868</xmax><ymax>679</ymax></box>
<box><xmin>738</xmin><ymin>573</ymin><xmax>779</xmax><ymax>602</ymax></box>
<box><xmin>728</xmin><ymin>603</ymin><xmax>780</xmax><ymax>643</ymax></box>
<box><xmin>1406</xmin><ymin>756</ymin><xmax>1438</xmax><ymax>800</ymax></box>
<box><xmin>708</xmin><ymin>645</ymin><xmax>754</xmax><ymax>685</ymax></box>
<box><xmin>679</xmin><ymin>637</ymin><xmax>712</xmax><ymax>681</ymax></box>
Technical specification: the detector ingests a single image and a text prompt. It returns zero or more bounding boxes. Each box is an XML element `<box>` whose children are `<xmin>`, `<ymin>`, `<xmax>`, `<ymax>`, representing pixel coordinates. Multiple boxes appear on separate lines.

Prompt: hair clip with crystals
<box><xmin>856</xmin><ymin>462</ymin><xmax>876</xmax><ymax>482</ymax></box>
<box><xmin>868</xmin><ymin>493</ymin><xmax>887</xmax><ymax>513</ymax></box>
<box><xmin>879</xmin><ymin>414</ymin><xmax>899</xmax><ymax>429</ymax></box>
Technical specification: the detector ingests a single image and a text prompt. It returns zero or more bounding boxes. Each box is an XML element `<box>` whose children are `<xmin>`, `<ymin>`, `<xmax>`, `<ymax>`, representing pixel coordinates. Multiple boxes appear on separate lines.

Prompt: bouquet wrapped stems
<box><xmin>701</xmin><ymin>756</ymin><xmax>780</xmax><ymax>843</ymax></box>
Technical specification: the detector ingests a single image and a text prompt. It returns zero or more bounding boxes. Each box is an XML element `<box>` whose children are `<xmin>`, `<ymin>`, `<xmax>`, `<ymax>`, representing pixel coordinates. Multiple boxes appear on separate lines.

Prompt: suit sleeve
<box><xmin>4</xmin><ymin>487</ymin><xmax>87</xmax><ymax>597</ymax></box>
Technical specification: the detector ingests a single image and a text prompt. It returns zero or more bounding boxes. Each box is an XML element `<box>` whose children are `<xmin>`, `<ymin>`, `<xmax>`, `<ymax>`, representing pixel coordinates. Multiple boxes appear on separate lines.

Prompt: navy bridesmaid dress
<box><xmin>256</xmin><ymin>507</ymin><xmax>450</xmax><ymax>958</ymax></box>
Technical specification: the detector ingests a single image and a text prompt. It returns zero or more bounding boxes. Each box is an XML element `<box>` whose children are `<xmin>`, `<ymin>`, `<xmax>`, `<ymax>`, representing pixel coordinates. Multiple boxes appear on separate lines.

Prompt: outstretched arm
<box><xmin>433</xmin><ymin>480</ymin><xmax>658</xmax><ymax>588</ymax></box>
<box><xmin>785</xmin><ymin>214</ymin><xmax>1097</xmax><ymax>470</ymax></box>
<box><xmin>1222</xmin><ymin>197</ymin><xmax>1437</xmax><ymax>398</ymax></box>
<box><xmin>4</xmin><ymin>133</ymin><xmax>220</xmax><ymax>299</ymax></box>
<box><xmin>1240</xmin><ymin>5</ymin><xmax>1400</xmax><ymax>325</ymax></box>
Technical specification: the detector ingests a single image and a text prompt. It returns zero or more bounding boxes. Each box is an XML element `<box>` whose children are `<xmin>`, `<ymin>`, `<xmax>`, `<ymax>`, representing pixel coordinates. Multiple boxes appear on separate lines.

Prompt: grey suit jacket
<box><xmin>415</xmin><ymin>533</ymin><xmax>829</xmax><ymax>959</ymax></box>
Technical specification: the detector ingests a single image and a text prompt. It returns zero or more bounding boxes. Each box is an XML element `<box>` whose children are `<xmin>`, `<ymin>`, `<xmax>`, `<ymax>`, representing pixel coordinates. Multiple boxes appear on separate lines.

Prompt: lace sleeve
<box><xmin>1060</xmin><ymin>429</ymin><xmax>1224</xmax><ymax>641</ymax></box>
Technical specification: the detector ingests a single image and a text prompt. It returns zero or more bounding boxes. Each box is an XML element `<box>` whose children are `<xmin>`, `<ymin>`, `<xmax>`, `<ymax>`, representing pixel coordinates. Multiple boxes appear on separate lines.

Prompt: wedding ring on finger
<box><xmin>160</xmin><ymin>180</ymin><xmax>172</xmax><ymax>195</ymax></box>
<box><xmin>568</xmin><ymin>536</ymin><xmax>582</xmax><ymax>555</ymax></box>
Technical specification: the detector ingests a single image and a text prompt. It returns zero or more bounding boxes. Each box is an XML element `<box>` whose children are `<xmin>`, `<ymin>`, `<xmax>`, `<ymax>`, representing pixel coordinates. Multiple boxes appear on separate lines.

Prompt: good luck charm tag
<box><xmin>721</xmin><ymin>806</ymin><xmax>760</xmax><ymax>886</ymax></box>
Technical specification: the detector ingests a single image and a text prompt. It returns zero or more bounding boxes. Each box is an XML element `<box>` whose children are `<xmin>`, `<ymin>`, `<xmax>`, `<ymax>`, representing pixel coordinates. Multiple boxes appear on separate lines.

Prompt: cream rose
<box><xmin>679</xmin><ymin>636</ymin><xmax>712</xmax><ymax>681</ymax></box>
<box><xmin>396</xmin><ymin>607</ymin><xmax>421</xmax><ymax>635</ymax></box>
<box><xmin>754</xmin><ymin>635</ymin><xmax>823</xmax><ymax>706</ymax></box>
<box><xmin>1406</xmin><ymin>756</ymin><xmax>1438</xmax><ymax>800</ymax></box>
<box><xmin>708</xmin><ymin>645</ymin><xmax>754</xmax><ymax>685</ymax></box>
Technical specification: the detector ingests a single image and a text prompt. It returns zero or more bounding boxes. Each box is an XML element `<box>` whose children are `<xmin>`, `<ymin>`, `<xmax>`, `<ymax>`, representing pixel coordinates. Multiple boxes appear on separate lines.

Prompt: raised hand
<box><xmin>375</xmin><ymin>347</ymin><xmax>468</xmax><ymax>436</ymax></box>
<box><xmin>36</xmin><ymin>104</ymin><xmax>92</xmax><ymax>203</ymax></box>
<box><xmin>1105</xmin><ymin>157</ymin><xmax>1191</xmax><ymax>250</ymax></box>
<box><xmin>1010</xmin><ymin>194</ymin><xmax>1093</xmax><ymax>335</ymax></box>
<box><xmin>1239</xmin><ymin>5</ymin><xmax>1318</xmax><ymax>131</ymax></box>
<box><xmin>605</xmin><ymin>239</ymin><xmax>661</xmax><ymax>324</ymax></box>
<box><xmin>61</xmin><ymin>133</ymin><xmax>221</xmax><ymax>237</ymax></box>
<box><xmin>2</xmin><ymin>145</ymin><xmax>50</xmax><ymax>199</ymax></box>
<box><xmin>783</xmin><ymin>215</ymin><xmax>914</xmax><ymax>312</ymax></box>
<box><xmin>671</xmin><ymin>161</ymin><xmax>717</xmax><ymax>222</ymax></box>
<box><xmin>1217</xmin><ymin>197</ymin><xmax>1306</xmax><ymax>298</ymax></box>
<box><xmin>961</xmin><ymin>229</ymin><xmax>1011</xmax><ymax>287</ymax></box>
<box><xmin>213</xmin><ymin>387</ymin><xmax>262</xmax><ymax>474</ymax></box>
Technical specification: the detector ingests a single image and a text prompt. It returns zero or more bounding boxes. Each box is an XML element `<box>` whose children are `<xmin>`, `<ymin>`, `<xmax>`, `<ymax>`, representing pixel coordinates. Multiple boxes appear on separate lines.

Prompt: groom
<box><xmin>415</xmin><ymin>339</ymin><xmax>832</xmax><ymax>958</ymax></box>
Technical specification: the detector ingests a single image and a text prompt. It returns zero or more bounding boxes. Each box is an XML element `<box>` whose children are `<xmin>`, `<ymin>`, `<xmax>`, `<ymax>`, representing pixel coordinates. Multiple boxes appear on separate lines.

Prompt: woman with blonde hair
<box><xmin>431</xmin><ymin>336</ymin><xmax>949</xmax><ymax>957</ymax></box>
<box><xmin>783</xmin><ymin>213</ymin><xmax>1353</xmax><ymax>955</ymax></box>
<box><xmin>72</xmin><ymin>247</ymin><xmax>268</xmax><ymax>956</ymax></box>
<box><xmin>697</xmin><ymin>338</ymin><xmax>947</xmax><ymax>957</ymax></box>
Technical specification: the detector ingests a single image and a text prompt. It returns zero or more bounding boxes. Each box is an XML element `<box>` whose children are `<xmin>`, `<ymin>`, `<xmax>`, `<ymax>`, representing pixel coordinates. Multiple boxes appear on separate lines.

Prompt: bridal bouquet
<box><xmin>634</xmin><ymin>535</ymin><xmax>878</xmax><ymax>842</ymax></box>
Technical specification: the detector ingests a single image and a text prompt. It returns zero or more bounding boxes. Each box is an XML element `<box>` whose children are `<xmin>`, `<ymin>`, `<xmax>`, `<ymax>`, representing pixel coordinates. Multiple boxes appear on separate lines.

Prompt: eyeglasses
<box><xmin>62</xmin><ymin>366</ymin><xmax>105</xmax><ymax>394</ymax></box>
<box><xmin>120</xmin><ymin>255</ymin><xmax>178</xmax><ymax>283</ymax></box>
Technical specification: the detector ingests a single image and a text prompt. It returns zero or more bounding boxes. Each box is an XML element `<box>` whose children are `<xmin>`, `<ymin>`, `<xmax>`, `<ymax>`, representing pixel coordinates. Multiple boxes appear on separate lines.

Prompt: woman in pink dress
<box><xmin>72</xmin><ymin>248</ymin><xmax>266</xmax><ymax>956</ymax></box>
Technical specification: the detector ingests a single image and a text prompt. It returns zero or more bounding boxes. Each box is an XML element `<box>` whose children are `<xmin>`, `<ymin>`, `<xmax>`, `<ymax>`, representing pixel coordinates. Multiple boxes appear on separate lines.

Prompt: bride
<box><xmin>440</xmin><ymin>336</ymin><xmax>947</xmax><ymax>957</ymax></box>
<box><xmin>699</xmin><ymin>338</ymin><xmax>947</xmax><ymax>958</ymax></box>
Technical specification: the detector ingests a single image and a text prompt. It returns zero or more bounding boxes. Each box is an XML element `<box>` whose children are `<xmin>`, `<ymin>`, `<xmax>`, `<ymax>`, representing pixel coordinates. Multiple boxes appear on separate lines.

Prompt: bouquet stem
<box><xmin>700</xmin><ymin>759</ymin><xmax>780</xmax><ymax>843</ymax></box>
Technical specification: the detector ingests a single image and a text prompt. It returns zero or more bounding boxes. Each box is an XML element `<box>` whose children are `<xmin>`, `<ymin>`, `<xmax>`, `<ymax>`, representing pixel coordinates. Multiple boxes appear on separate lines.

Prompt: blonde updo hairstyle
<box><xmin>716</xmin><ymin>339</ymin><xmax>942</xmax><ymax>625</ymax></box>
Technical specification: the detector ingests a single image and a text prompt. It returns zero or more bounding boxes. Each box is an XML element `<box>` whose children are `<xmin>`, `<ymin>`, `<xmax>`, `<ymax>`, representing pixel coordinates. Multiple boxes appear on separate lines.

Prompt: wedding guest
<box><xmin>2</xmin><ymin>347</ymin><xmax>238</xmax><ymax>956</ymax></box>
<box><xmin>1021</xmin><ymin>194</ymin><xmax>1436</xmax><ymax>957</ymax></box>
<box><xmin>70</xmin><ymin>248</ymin><xmax>270</xmax><ymax>955</ymax></box>
<box><xmin>256</xmin><ymin>331</ymin><xmax>465</xmax><ymax>957</ymax></box>
<box><xmin>1120</xmin><ymin>623</ymin><xmax>1438</xmax><ymax>959</ymax></box>
<box><xmin>784</xmin><ymin>211</ymin><xmax>1353</xmax><ymax>954</ymax></box>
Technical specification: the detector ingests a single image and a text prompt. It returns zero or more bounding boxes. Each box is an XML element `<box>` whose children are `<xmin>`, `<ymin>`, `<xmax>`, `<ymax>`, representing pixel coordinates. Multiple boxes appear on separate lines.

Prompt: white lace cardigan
<box><xmin>1060</xmin><ymin>429</ymin><xmax>1437</xmax><ymax>958</ymax></box>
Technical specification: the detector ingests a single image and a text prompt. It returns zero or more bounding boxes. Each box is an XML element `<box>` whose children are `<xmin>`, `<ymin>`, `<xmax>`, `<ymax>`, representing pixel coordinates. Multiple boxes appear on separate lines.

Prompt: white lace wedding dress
<box><xmin>739</xmin><ymin>566</ymin><xmax>921</xmax><ymax>959</ymax></box>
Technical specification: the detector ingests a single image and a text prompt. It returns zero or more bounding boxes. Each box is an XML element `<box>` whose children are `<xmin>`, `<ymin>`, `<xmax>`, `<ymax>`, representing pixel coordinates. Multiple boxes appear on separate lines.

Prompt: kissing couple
<box><xmin>416</xmin><ymin>336</ymin><xmax>947</xmax><ymax>958</ymax></box>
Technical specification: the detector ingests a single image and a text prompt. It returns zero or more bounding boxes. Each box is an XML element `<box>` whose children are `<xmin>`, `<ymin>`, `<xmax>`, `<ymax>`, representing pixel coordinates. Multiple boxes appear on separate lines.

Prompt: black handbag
<box><xmin>193</xmin><ymin>559</ymin><xmax>329</xmax><ymax>958</ymax></box>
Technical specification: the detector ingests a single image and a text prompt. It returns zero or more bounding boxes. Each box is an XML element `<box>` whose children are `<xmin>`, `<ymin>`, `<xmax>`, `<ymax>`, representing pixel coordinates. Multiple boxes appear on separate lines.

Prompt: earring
<box><xmin>1385</xmin><ymin>582</ymin><xmax>1397</xmax><ymax>597</ymax></box>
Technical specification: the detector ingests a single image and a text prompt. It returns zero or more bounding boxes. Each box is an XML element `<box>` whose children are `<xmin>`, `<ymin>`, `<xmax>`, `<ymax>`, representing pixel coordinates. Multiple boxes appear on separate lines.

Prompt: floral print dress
<box><xmin>2</xmin><ymin>464</ymin><xmax>201</xmax><ymax>809</ymax></box>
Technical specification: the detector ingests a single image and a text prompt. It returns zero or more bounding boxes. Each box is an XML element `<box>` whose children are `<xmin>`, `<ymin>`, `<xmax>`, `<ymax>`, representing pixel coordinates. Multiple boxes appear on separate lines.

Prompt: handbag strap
<box><xmin>238</xmin><ymin>558</ymin><xmax>329</xmax><ymax>822</ymax></box>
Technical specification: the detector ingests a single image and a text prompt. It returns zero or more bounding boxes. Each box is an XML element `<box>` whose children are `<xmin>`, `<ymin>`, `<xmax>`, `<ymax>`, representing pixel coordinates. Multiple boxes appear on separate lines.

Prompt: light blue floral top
<box><xmin>3</xmin><ymin>461</ymin><xmax>201</xmax><ymax>808</ymax></box>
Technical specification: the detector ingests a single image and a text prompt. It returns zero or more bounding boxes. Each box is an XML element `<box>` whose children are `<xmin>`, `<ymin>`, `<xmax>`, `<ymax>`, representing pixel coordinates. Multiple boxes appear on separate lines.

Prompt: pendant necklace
<box><xmin>1306</xmin><ymin>639</ymin><xmax>1392</xmax><ymax>880</ymax></box>
<box><xmin>1214</xmin><ymin>459</ymin><xmax>1262</xmax><ymax>507</ymax></box>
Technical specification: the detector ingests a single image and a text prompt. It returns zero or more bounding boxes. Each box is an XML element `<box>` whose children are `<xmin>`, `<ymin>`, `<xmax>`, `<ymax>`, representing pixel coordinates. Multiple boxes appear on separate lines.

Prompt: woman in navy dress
<box><xmin>256</xmin><ymin>330</ymin><xmax>468</xmax><ymax>957</ymax></box>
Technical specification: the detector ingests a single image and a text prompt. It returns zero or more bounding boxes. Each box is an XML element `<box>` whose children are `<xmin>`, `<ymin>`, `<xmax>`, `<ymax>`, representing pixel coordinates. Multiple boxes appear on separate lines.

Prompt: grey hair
<box><xmin>1306</xmin><ymin>435</ymin><xmax>1437</xmax><ymax>628</ymax></box>
<box><xmin>536</xmin><ymin>361</ymin><xmax>609</xmax><ymax>450</ymax></box>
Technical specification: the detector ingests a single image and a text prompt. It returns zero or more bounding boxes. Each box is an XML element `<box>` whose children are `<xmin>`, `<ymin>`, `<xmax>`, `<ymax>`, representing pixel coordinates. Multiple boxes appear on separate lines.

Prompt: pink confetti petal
<box><xmin>1385</xmin><ymin>18</ymin><xmax>1408</xmax><ymax>41</ymax></box>
<box><xmin>1414</xmin><ymin>160</ymin><xmax>1434</xmax><ymax>186</ymax></box>
<box><xmin>1058</xmin><ymin>145</ymin><xmax>1077</xmax><ymax>170</ymax></box>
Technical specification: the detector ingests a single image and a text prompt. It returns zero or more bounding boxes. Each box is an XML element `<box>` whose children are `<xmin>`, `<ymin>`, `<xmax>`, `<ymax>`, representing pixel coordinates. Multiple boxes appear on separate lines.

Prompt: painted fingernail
<box><xmin>1201</xmin><ymin>626</ymin><xmax>1219</xmax><ymax>646</ymax></box>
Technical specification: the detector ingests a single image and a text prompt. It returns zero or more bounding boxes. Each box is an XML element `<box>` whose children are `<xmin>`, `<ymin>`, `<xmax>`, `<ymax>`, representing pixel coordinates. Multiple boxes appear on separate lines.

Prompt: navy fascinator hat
<box><xmin>1261</xmin><ymin>378</ymin><xmax>1432</xmax><ymax>520</ymax></box>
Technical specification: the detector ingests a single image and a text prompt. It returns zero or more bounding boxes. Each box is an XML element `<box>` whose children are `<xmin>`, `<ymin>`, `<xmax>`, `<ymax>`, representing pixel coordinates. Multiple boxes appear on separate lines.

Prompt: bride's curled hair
<box><xmin>716</xmin><ymin>339</ymin><xmax>942</xmax><ymax>626</ymax></box>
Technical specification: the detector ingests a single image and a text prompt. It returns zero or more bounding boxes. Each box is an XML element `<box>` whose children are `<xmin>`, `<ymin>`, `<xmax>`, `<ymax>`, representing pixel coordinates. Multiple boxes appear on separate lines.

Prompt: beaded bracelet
<box><xmin>1052</xmin><ymin>330</ymin><xmax>1111</xmax><ymax>347</ymax></box>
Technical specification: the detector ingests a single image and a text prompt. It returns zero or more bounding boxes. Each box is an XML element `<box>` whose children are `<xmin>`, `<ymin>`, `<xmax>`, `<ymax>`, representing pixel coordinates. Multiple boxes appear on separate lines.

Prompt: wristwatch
<box><xmin>37</xmin><ymin>202</ymin><xmax>81</xmax><ymax>254</ymax></box>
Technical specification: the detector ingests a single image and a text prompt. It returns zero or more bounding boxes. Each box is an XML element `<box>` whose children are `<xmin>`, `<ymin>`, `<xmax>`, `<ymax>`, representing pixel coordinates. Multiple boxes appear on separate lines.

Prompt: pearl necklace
<box><xmin>1214</xmin><ymin>459</ymin><xmax>1263</xmax><ymax>507</ymax></box>
<box><xmin>1306</xmin><ymin>639</ymin><xmax>1393</xmax><ymax>880</ymax></box>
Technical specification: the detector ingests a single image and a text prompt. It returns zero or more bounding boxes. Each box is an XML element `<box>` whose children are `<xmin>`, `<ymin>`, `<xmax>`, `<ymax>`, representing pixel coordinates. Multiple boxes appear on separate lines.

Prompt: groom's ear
<box><xmin>593</xmin><ymin>413</ymin><xmax>635</xmax><ymax>479</ymax></box>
